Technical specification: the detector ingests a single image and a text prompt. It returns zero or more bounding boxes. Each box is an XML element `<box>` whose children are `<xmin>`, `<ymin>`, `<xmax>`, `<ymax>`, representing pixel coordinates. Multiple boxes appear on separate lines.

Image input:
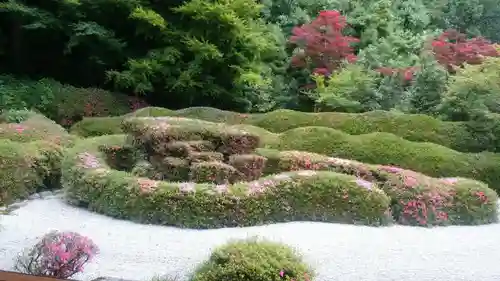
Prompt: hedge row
<box><xmin>62</xmin><ymin>134</ymin><xmax>497</xmax><ymax>227</ymax></box>
<box><xmin>72</xmin><ymin>115</ymin><xmax>500</xmax><ymax>194</ymax></box>
<box><xmin>0</xmin><ymin>110</ymin><xmax>77</xmax><ymax>146</ymax></box>
<box><xmin>0</xmin><ymin>74</ymin><xmax>147</xmax><ymax>127</ymax></box>
<box><xmin>255</xmin><ymin>149</ymin><xmax>498</xmax><ymax>226</ymax></box>
<box><xmin>62</xmin><ymin>135</ymin><xmax>393</xmax><ymax>228</ymax></box>
<box><xmin>265</xmin><ymin>126</ymin><xmax>500</xmax><ymax>193</ymax></box>
<box><xmin>71</xmin><ymin>106</ymin><xmax>482</xmax><ymax>152</ymax></box>
<box><xmin>0</xmin><ymin>139</ymin><xmax>64</xmax><ymax>205</ymax></box>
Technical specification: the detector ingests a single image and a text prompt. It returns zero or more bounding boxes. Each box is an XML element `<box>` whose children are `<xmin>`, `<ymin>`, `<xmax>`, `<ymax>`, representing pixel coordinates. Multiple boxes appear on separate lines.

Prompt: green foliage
<box><xmin>71</xmin><ymin>106</ymin><xmax>479</xmax><ymax>153</ymax></box>
<box><xmin>62</xmin><ymin>134</ymin><xmax>393</xmax><ymax>228</ymax></box>
<box><xmin>0</xmin><ymin>75</ymin><xmax>135</xmax><ymax>126</ymax></box>
<box><xmin>268</xmin><ymin>126</ymin><xmax>500</xmax><ymax>193</ymax></box>
<box><xmin>438</xmin><ymin>57</ymin><xmax>500</xmax><ymax>121</ymax></box>
<box><xmin>255</xmin><ymin>148</ymin><xmax>498</xmax><ymax>226</ymax></box>
<box><xmin>312</xmin><ymin>64</ymin><xmax>380</xmax><ymax>113</ymax></box>
<box><xmin>0</xmin><ymin>139</ymin><xmax>63</xmax><ymax>205</ymax></box>
<box><xmin>406</xmin><ymin>54</ymin><xmax>448</xmax><ymax>115</ymax></box>
<box><xmin>191</xmin><ymin>238</ymin><xmax>313</xmax><ymax>281</ymax></box>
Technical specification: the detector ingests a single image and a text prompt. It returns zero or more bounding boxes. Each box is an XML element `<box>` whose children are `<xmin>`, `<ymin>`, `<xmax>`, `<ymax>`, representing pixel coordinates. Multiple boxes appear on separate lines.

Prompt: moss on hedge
<box><xmin>69</xmin><ymin>116</ymin><xmax>124</xmax><ymax>137</ymax></box>
<box><xmin>61</xmin><ymin>135</ymin><xmax>392</xmax><ymax>228</ymax></box>
<box><xmin>266</xmin><ymin>126</ymin><xmax>500</xmax><ymax>193</ymax></box>
<box><xmin>71</xmin><ymin>106</ymin><xmax>477</xmax><ymax>152</ymax></box>
<box><xmin>190</xmin><ymin>238</ymin><xmax>313</xmax><ymax>281</ymax></box>
<box><xmin>0</xmin><ymin>139</ymin><xmax>64</xmax><ymax>205</ymax></box>
<box><xmin>255</xmin><ymin>149</ymin><xmax>498</xmax><ymax>226</ymax></box>
<box><xmin>0</xmin><ymin>111</ymin><xmax>76</xmax><ymax>146</ymax></box>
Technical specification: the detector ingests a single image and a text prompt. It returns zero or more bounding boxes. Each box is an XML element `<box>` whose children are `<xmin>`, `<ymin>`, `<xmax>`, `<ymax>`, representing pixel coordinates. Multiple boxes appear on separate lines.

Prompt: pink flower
<box><xmin>441</xmin><ymin>177</ymin><xmax>459</xmax><ymax>185</ymax></box>
<box><xmin>297</xmin><ymin>170</ymin><xmax>317</xmax><ymax>176</ymax></box>
<box><xmin>178</xmin><ymin>182</ymin><xmax>196</xmax><ymax>193</ymax></box>
<box><xmin>78</xmin><ymin>152</ymin><xmax>101</xmax><ymax>169</ymax></box>
<box><xmin>355</xmin><ymin>178</ymin><xmax>372</xmax><ymax>190</ymax></box>
<box><xmin>380</xmin><ymin>165</ymin><xmax>404</xmax><ymax>173</ymax></box>
<box><xmin>137</xmin><ymin>178</ymin><xmax>158</xmax><ymax>194</ymax></box>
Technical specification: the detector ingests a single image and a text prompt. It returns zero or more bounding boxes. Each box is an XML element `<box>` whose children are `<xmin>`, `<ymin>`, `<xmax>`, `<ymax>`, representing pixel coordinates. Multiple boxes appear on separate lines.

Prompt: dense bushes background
<box><xmin>2</xmin><ymin>0</ymin><xmax>500</xmax><ymax>117</ymax></box>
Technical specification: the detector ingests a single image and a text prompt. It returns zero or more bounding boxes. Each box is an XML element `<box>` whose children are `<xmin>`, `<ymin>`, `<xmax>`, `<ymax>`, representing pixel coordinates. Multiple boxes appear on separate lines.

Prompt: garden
<box><xmin>2</xmin><ymin>0</ymin><xmax>500</xmax><ymax>280</ymax></box>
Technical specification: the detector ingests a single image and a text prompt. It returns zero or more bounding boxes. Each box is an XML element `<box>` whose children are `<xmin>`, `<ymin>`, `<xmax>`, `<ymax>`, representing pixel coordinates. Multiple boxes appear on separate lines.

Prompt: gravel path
<box><xmin>1</xmin><ymin>197</ymin><xmax>500</xmax><ymax>281</ymax></box>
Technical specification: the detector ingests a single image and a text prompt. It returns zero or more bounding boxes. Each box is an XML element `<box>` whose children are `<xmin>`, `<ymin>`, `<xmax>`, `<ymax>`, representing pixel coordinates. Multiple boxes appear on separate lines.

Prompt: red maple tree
<box><xmin>289</xmin><ymin>10</ymin><xmax>359</xmax><ymax>76</ymax></box>
<box><xmin>431</xmin><ymin>29</ymin><xmax>499</xmax><ymax>72</ymax></box>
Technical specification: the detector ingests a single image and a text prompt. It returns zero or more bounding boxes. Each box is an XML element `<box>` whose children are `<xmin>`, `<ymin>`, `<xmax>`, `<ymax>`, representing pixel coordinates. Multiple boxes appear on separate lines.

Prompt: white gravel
<box><xmin>1</xmin><ymin>197</ymin><xmax>500</xmax><ymax>281</ymax></box>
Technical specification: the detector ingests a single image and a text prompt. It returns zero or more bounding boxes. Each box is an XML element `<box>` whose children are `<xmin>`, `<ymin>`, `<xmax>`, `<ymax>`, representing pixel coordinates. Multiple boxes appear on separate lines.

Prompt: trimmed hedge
<box><xmin>61</xmin><ymin>135</ymin><xmax>392</xmax><ymax>228</ymax></box>
<box><xmin>255</xmin><ymin>149</ymin><xmax>499</xmax><ymax>226</ymax></box>
<box><xmin>72</xmin><ymin>106</ymin><xmax>480</xmax><ymax>152</ymax></box>
<box><xmin>190</xmin><ymin>238</ymin><xmax>313</xmax><ymax>281</ymax></box>
<box><xmin>0</xmin><ymin>74</ymin><xmax>147</xmax><ymax>127</ymax></box>
<box><xmin>0</xmin><ymin>139</ymin><xmax>64</xmax><ymax>205</ymax></box>
<box><xmin>266</xmin><ymin>126</ymin><xmax>500</xmax><ymax>193</ymax></box>
<box><xmin>0</xmin><ymin>111</ymin><xmax>77</xmax><ymax>146</ymax></box>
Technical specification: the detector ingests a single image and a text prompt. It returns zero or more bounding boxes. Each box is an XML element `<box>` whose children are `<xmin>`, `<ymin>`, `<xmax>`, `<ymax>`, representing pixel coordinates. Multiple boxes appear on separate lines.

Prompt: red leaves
<box><xmin>376</xmin><ymin>66</ymin><xmax>419</xmax><ymax>82</ymax></box>
<box><xmin>431</xmin><ymin>29</ymin><xmax>499</xmax><ymax>72</ymax></box>
<box><xmin>289</xmin><ymin>10</ymin><xmax>359</xmax><ymax>75</ymax></box>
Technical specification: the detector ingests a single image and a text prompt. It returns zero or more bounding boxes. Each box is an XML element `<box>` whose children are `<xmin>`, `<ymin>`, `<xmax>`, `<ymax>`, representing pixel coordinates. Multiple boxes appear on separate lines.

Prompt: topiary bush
<box><xmin>0</xmin><ymin>110</ymin><xmax>77</xmax><ymax>146</ymax></box>
<box><xmin>61</xmin><ymin>135</ymin><xmax>392</xmax><ymax>228</ymax></box>
<box><xmin>267</xmin><ymin>126</ymin><xmax>500</xmax><ymax>193</ymax></box>
<box><xmin>0</xmin><ymin>139</ymin><xmax>64</xmax><ymax>205</ymax></box>
<box><xmin>255</xmin><ymin>148</ymin><xmax>499</xmax><ymax>226</ymax></box>
<box><xmin>71</xmin><ymin>106</ymin><xmax>481</xmax><ymax>152</ymax></box>
<box><xmin>190</xmin><ymin>238</ymin><xmax>313</xmax><ymax>281</ymax></box>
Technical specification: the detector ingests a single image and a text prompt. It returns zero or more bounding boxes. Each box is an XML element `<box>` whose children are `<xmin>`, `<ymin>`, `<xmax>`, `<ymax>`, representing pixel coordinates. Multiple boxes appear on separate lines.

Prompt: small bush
<box><xmin>14</xmin><ymin>231</ymin><xmax>99</xmax><ymax>279</ymax></box>
<box><xmin>190</xmin><ymin>238</ymin><xmax>313</xmax><ymax>281</ymax></box>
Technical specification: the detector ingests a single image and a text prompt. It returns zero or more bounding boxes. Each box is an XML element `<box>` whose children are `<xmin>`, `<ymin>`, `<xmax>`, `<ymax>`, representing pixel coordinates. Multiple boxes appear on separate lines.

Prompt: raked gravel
<box><xmin>1</xmin><ymin>196</ymin><xmax>500</xmax><ymax>281</ymax></box>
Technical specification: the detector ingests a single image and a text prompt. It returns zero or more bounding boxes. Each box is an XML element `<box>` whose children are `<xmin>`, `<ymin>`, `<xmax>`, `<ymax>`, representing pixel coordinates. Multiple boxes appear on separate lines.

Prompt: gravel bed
<box><xmin>1</xmin><ymin>197</ymin><xmax>500</xmax><ymax>281</ymax></box>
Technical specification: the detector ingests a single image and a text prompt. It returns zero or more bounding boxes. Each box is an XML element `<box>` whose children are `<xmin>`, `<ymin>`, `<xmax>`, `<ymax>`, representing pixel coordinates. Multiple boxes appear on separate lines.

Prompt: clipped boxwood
<box><xmin>70</xmin><ymin>106</ymin><xmax>476</xmax><ymax>152</ymax></box>
<box><xmin>267</xmin><ymin>126</ymin><xmax>500</xmax><ymax>193</ymax></box>
<box><xmin>61</xmin><ymin>135</ymin><xmax>392</xmax><ymax>228</ymax></box>
<box><xmin>0</xmin><ymin>110</ymin><xmax>76</xmax><ymax>146</ymax></box>
<box><xmin>0</xmin><ymin>139</ymin><xmax>64</xmax><ymax>205</ymax></box>
<box><xmin>190</xmin><ymin>238</ymin><xmax>313</xmax><ymax>281</ymax></box>
<box><xmin>255</xmin><ymin>148</ymin><xmax>498</xmax><ymax>226</ymax></box>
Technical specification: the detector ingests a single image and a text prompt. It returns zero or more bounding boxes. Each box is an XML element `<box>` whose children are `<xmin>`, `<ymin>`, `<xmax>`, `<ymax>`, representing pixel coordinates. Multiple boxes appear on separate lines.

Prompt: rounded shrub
<box><xmin>190</xmin><ymin>238</ymin><xmax>313</xmax><ymax>281</ymax></box>
<box><xmin>0</xmin><ymin>139</ymin><xmax>64</xmax><ymax>205</ymax></box>
<box><xmin>0</xmin><ymin>112</ymin><xmax>76</xmax><ymax>146</ymax></box>
<box><xmin>61</xmin><ymin>135</ymin><xmax>392</xmax><ymax>228</ymax></box>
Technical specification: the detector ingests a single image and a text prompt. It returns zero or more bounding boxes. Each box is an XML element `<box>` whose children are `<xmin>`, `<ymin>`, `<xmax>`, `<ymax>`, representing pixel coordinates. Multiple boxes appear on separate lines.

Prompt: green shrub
<box><xmin>71</xmin><ymin>107</ymin><xmax>478</xmax><ymax>152</ymax></box>
<box><xmin>61</xmin><ymin>135</ymin><xmax>392</xmax><ymax>228</ymax></box>
<box><xmin>190</xmin><ymin>238</ymin><xmax>313</xmax><ymax>281</ymax></box>
<box><xmin>0</xmin><ymin>75</ymin><xmax>140</xmax><ymax>127</ymax></box>
<box><xmin>267</xmin><ymin>126</ymin><xmax>500</xmax><ymax>193</ymax></box>
<box><xmin>189</xmin><ymin>161</ymin><xmax>242</xmax><ymax>184</ymax></box>
<box><xmin>122</xmin><ymin>117</ymin><xmax>261</xmax><ymax>157</ymax></box>
<box><xmin>256</xmin><ymin>149</ymin><xmax>499</xmax><ymax>226</ymax></box>
<box><xmin>0</xmin><ymin>112</ymin><xmax>76</xmax><ymax>146</ymax></box>
<box><xmin>69</xmin><ymin>117</ymin><xmax>124</xmax><ymax>137</ymax></box>
<box><xmin>0</xmin><ymin>139</ymin><xmax>64</xmax><ymax>205</ymax></box>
